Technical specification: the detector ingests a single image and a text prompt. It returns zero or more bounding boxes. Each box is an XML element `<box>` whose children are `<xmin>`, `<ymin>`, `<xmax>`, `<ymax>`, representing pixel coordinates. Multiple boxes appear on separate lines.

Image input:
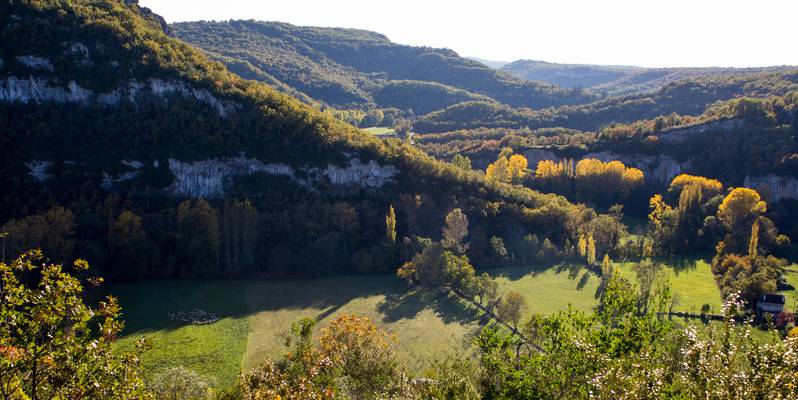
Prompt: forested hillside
<box><xmin>0</xmin><ymin>0</ymin><xmax>596</xmax><ymax>281</ymax></box>
<box><xmin>4</xmin><ymin>1</ymin><xmax>798</xmax><ymax>398</ymax></box>
<box><xmin>502</xmin><ymin>59</ymin><xmax>793</xmax><ymax>96</ymax></box>
<box><xmin>414</xmin><ymin>69</ymin><xmax>798</xmax><ymax>133</ymax></box>
<box><xmin>170</xmin><ymin>20</ymin><xmax>597</xmax><ymax>112</ymax></box>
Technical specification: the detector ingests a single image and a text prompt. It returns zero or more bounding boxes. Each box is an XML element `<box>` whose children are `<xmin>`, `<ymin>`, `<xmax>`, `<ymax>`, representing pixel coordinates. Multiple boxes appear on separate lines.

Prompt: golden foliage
<box><xmin>486</xmin><ymin>148</ymin><xmax>528</xmax><ymax>184</ymax></box>
<box><xmin>669</xmin><ymin>174</ymin><xmax>723</xmax><ymax>198</ymax></box>
<box><xmin>717</xmin><ymin>188</ymin><xmax>767</xmax><ymax>231</ymax></box>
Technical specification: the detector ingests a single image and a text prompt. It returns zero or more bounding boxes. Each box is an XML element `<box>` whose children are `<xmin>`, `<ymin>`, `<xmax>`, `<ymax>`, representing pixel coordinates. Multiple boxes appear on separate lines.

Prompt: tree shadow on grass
<box><xmin>111</xmin><ymin>275</ymin><xmax>396</xmax><ymax>334</ymax></box>
<box><xmin>576</xmin><ymin>270</ymin><xmax>593</xmax><ymax>290</ymax></box>
<box><xmin>377</xmin><ymin>288</ymin><xmax>484</xmax><ymax>326</ymax></box>
<box><xmin>314</xmin><ymin>303</ymin><xmax>346</xmax><ymax>322</ymax></box>
<box><xmin>491</xmin><ymin>261</ymin><xmax>589</xmax><ymax>283</ymax></box>
<box><xmin>639</xmin><ymin>254</ymin><xmax>711</xmax><ymax>276</ymax></box>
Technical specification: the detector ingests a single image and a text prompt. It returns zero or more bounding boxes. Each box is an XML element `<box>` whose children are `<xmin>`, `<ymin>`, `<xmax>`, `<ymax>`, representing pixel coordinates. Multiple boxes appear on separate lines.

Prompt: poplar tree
<box><xmin>748</xmin><ymin>219</ymin><xmax>760</xmax><ymax>260</ymax></box>
<box><xmin>586</xmin><ymin>234</ymin><xmax>597</xmax><ymax>265</ymax></box>
<box><xmin>385</xmin><ymin>205</ymin><xmax>397</xmax><ymax>245</ymax></box>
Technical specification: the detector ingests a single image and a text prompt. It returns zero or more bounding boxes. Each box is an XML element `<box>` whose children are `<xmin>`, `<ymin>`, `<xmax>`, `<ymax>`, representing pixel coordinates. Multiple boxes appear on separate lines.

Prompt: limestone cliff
<box><xmin>744</xmin><ymin>175</ymin><xmax>798</xmax><ymax>202</ymax></box>
<box><xmin>32</xmin><ymin>156</ymin><xmax>400</xmax><ymax>199</ymax></box>
<box><xmin>656</xmin><ymin>119</ymin><xmax>745</xmax><ymax>144</ymax></box>
<box><xmin>0</xmin><ymin>76</ymin><xmax>235</xmax><ymax>117</ymax></box>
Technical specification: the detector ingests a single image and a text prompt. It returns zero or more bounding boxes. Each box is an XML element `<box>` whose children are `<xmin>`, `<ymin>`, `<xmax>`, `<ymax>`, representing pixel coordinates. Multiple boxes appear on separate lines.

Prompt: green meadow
<box><xmin>111</xmin><ymin>258</ymin><xmax>727</xmax><ymax>388</ymax></box>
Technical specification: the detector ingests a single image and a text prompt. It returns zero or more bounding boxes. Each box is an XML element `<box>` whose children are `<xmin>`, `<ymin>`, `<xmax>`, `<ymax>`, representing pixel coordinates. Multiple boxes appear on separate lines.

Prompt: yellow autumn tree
<box><xmin>717</xmin><ymin>187</ymin><xmax>768</xmax><ymax>253</ymax></box>
<box><xmin>485</xmin><ymin>156</ymin><xmax>509</xmax><ymax>183</ymax></box>
<box><xmin>574</xmin><ymin>158</ymin><xmax>644</xmax><ymax>203</ymax></box>
<box><xmin>385</xmin><ymin>205</ymin><xmax>396</xmax><ymax>244</ymax></box>
<box><xmin>586</xmin><ymin>234</ymin><xmax>597</xmax><ymax>265</ymax></box>
<box><xmin>507</xmin><ymin>154</ymin><xmax>529</xmax><ymax>183</ymax></box>
<box><xmin>749</xmin><ymin>219</ymin><xmax>760</xmax><ymax>260</ymax></box>
<box><xmin>717</xmin><ymin>188</ymin><xmax>767</xmax><ymax>233</ymax></box>
<box><xmin>486</xmin><ymin>149</ymin><xmax>528</xmax><ymax>184</ymax></box>
<box><xmin>577</xmin><ymin>234</ymin><xmax>587</xmax><ymax>258</ymax></box>
<box><xmin>534</xmin><ymin>160</ymin><xmax>564</xmax><ymax>180</ymax></box>
<box><xmin>668</xmin><ymin>174</ymin><xmax>723</xmax><ymax>199</ymax></box>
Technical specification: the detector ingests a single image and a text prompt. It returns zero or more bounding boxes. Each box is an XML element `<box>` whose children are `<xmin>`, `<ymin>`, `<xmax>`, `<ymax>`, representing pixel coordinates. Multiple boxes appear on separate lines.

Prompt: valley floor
<box><xmin>111</xmin><ymin>258</ymin><xmax>788</xmax><ymax>388</ymax></box>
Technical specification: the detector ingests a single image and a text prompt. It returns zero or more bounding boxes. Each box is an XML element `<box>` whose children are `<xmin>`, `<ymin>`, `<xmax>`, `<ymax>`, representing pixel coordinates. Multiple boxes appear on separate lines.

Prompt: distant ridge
<box><xmin>502</xmin><ymin>59</ymin><xmax>795</xmax><ymax>96</ymax></box>
<box><xmin>467</xmin><ymin>57</ymin><xmax>510</xmax><ymax>69</ymax></box>
<box><xmin>171</xmin><ymin>20</ymin><xmax>597</xmax><ymax>112</ymax></box>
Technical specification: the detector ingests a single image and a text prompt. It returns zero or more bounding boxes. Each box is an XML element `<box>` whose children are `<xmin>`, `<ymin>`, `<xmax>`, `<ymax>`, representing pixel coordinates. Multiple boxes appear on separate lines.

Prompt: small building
<box><xmin>756</xmin><ymin>293</ymin><xmax>785</xmax><ymax>317</ymax></box>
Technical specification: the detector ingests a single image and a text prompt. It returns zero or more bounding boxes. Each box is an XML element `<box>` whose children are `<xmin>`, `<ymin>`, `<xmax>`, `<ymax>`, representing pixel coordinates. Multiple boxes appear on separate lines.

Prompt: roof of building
<box><xmin>759</xmin><ymin>293</ymin><xmax>786</xmax><ymax>305</ymax></box>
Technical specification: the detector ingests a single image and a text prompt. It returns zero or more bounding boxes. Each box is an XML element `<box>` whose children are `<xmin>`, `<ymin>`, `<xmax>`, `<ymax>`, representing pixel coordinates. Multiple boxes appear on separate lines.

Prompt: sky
<box><xmin>139</xmin><ymin>0</ymin><xmax>797</xmax><ymax>68</ymax></box>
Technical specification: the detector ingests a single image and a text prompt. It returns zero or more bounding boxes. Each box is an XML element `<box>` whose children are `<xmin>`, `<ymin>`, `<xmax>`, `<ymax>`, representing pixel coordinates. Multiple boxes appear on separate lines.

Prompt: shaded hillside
<box><xmin>415</xmin><ymin>70</ymin><xmax>798</xmax><ymax>133</ymax></box>
<box><xmin>171</xmin><ymin>20</ymin><xmax>597</xmax><ymax>112</ymax></box>
<box><xmin>0</xmin><ymin>0</ymin><xmax>594</xmax><ymax>280</ymax></box>
<box><xmin>503</xmin><ymin>59</ymin><xmax>795</xmax><ymax>96</ymax></box>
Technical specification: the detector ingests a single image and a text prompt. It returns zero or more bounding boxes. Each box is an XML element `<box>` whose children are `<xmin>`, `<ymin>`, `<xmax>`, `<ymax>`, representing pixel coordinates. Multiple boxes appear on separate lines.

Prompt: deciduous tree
<box><xmin>0</xmin><ymin>251</ymin><xmax>151</xmax><ymax>399</ymax></box>
<box><xmin>442</xmin><ymin>208</ymin><xmax>469</xmax><ymax>254</ymax></box>
<box><xmin>496</xmin><ymin>290</ymin><xmax>528</xmax><ymax>329</ymax></box>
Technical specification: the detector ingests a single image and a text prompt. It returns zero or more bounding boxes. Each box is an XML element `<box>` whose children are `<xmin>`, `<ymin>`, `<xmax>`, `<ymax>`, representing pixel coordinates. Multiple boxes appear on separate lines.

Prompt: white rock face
<box><xmin>324</xmin><ymin>159</ymin><xmax>399</xmax><ymax>188</ymax></box>
<box><xmin>167</xmin><ymin>156</ymin><xmax>398</xmax><ymax>198</ymax></box>
<box><xmin>168</xmin><ymin>157</ymin><xmax>295</xmax><ymax>198</ymax></box>
<box><xmin>522</xmin><ymin>149</ymin><xmax>559</xmax><ymax>171</ymax></box>
<box><xmin>585</xmin><ymin>151</ymin><xmax>689</xmax><ymax>183</ymax></box>
<box><xmin>0</xmin><ymin>76</ymin><xmax>234</xmax><ymax>116</ymax></box>
<box><xmin>744</xmin><ymin>175</ymin><xmax>798</xmax><ymax>202</ymax></box>
<box><xmin>102</xmin><ymin>171</ymin><xmax>141</xmax><ymax>189</ymax></box>
<box><xmin>15</xmin><ymin>56</ymin><xmax>54</xmax><ymax>72</ymax></box>
<box><xmin>121</xmin><ymin>160</ymin><xmax>144</xmax><ymax>169</ymax></box>
<box><xmin>25</xmin><ymin>161</ymin><xmax>52</xmax><ymax>182</ymax></box>
<box><xmin>0</xmin><ymin>77</ymin><xmax>92</xmax><ymax>104</ymax></box>
<box><xmin>656</xmin><ymin>119</ymin><xmax>744</xmax><ymax>144</ymax></box>
<box><xmin>64</xmin><ymin>42</ymin><xmax>92</xmax><ymax>66</ymax></box>
<box><xmin>148</xmin><ymin>79</ymin><xmax>231</xmax><ymax>117</ymax></box>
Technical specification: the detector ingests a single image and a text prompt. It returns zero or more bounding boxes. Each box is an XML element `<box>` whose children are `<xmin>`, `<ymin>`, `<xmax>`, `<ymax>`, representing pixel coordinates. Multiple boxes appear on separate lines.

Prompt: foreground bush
<box><xmin>0</xmin><ymin>251</ymin><xmax>150</xmax><ymax>399</ymax></box>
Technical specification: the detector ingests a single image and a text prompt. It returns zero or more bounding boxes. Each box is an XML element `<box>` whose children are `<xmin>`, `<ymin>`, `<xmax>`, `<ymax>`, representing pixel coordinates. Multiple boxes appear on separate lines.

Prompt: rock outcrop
<box><xmin>0</xmin><ymin>76</ymin><xmax>235</xmax><ymax>116</ymax></box>
<box><xmin>167</xmin><ymin>157</ymin><xmax>295</xmax><ymax>198</ymax></box>
<box><xmin>15</xmin><ymin>55</ymin><xmax>54</xmax><ymax>72</ymax></box>
<box><xmin>25</xmin><ymin>161</ymin><xmax>52</xmax><ymax>182</ymax></box>
<box><xmin>0</xmin><ymin>77</ymin><xmax>92</xmax><ymax>104</ymax></box>
<box><xmin>656</xmin><ymin>119</ymin><xmax>745</xmax><ymax>144</ymax></box>
<box><xmin>166</xmin><ymin>156</ymin><xmax>398</xmax><ymax>198</ymax></box>
<box><xmin>324</xmin><ymin>159</ymin><xmax>399</xmax><ymax>188</ymax></box>
<box><xmin>521</xmin><ymin>149</ymin><xmax>559</xmax><ymax>171</ymax></box>
<box><xmin>585</xmin><ymin>151</ymin><xmax>688</xmax><ymax>183</ymax></box>
<box><xmin>64</xmin><ymin>42</ymin><xmax>92</xmax><ymax>66</ymax></box>
<box><xmin>743</xmin><ymin>175</ymin><xmax>798</xmax><ymax>202</ymax></box>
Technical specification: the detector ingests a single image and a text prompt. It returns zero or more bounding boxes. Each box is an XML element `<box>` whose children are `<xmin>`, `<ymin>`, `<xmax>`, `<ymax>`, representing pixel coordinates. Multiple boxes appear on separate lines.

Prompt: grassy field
<box><xmin>617</xmin><ymin>258</ymin><xmax>723</xmax><ymax>314</ymax></box>
<box><xmin>362</xmin><ymin>127</ymin><xmax>397</xmax><ymax>136</ymax></box>
<box><xmin>111</xmin><ymin>258</ymin><xmax>724</xmax><ymax>389</ymax></box>
<box><xmin>779</xmin><ymin>264</ymin><xmax>798</xmax><ymax>313</ymax></box>
<box><xmin>112</xmin><ymin>281</ymin><xmax>250</xmax><ymax>388</ymax></box>
<box><xmin>111</xmin><ymin>276</ymin><xmax>484</xmax><ymax>389</ymax></box>
<box><xmin>241</xmin><ymin>276</ymin><xmax>482</xmax><ymax>372</ymax></box>
<box><xmin>491</xmin><ymin>258</ymin><xmax>722</xmax><ymax>319</ymax></box>
<box><xmin>492</xmin><ymin>263</ymin><xmax>601</xmax><ymax>320</ymax></box>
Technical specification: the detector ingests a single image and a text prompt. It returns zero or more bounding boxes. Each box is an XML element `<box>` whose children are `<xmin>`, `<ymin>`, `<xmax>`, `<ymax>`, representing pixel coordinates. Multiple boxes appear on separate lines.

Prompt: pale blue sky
<box><xmin>140</xmin><ymin>0</ymin><xmax>797</xmax><ymax>68</ymax></box>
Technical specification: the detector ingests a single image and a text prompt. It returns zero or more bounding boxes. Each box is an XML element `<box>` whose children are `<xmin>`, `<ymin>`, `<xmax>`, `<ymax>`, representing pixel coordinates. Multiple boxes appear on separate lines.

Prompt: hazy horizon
<box><xmin>140</xmin><ymin>0</ymin><xmax>798</xmax><ymax>69</ymax></box>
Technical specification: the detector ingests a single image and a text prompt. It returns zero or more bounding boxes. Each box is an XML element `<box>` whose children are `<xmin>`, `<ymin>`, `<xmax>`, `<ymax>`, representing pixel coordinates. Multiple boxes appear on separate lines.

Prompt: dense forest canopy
<box><xmin>2</xmin><ymin>1</ymin><xmax>798</xmax><ymax>398</ymax></box>
<box><xmin>413</xmin><ymin>70</ymin><xmax>798</xmax><ymax>134</ymax></box>
<box><xmin>170</xmin><ymin>20</ymin><xmax>597</xmax><ymax>113</ymax></box>
<box><xmin>0</xmin><ymin>0</ymin><xmax>597</xmax><ymax>281</ymax></box>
